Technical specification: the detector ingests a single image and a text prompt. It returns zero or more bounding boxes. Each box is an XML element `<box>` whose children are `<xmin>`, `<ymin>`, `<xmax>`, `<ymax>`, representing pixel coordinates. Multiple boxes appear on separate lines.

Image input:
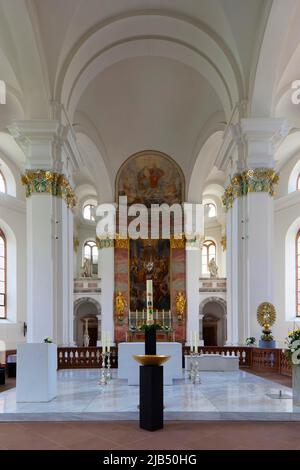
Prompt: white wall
<box><xmin>0</xmin><ymin>193</ymin><xmax>26</xmax><ymax>350</ymax></box>
<box><xmin>274</xmin><ymin>191</ymin><xmax>300</xmax><ymax>347</ymax></box>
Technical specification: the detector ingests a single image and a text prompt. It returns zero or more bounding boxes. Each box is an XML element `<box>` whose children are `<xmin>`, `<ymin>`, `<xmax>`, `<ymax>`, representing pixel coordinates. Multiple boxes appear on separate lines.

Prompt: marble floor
<box><xmin>0</xmin><ymin>369</ymin><xmax>299</xmax><ymax>421</ymax></box>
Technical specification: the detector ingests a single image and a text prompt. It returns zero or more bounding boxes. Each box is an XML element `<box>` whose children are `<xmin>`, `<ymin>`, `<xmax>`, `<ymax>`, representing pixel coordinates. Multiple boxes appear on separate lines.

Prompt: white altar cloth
<box><xmin>118</xmin><ymin>342</ymin><xmax>182</xmax><ymax>385</ymax></box>
<box><xmin>184</xmin><ymin>354</ymin><xmax>239</xmax><ymax>371</ymax></box>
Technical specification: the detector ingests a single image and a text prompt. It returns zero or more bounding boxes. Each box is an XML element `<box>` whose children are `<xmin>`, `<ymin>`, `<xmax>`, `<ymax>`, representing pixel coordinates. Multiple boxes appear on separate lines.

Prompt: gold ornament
<box><xmin>221</xmin><ymin>235</ymin><xmax>227</xmax><ymax>251</ymax></box>
<box><xmin>73</xmin><ymin>237</ymin><xmax>79</xmax><ymax>252</ymax></box>
<box><xmin>257</xmin><ymin>302</ymin><xmax>276</xmax><ymax>329</ymax></box>
<box><xmin>115</xmin><ymin>291</ymin><xmax>126</xmax><ymax>322</ymax></box>
<box><xmin>21</xmin><ymin>170</ymin><xmax>76</xmax><ymax>208</ymax></box>
<box><xmin>222</xmin><ymin>168</ymin><xmax>279</xmax><ymax>211</ymax></box>
<box><xmin>175</xmin><ymin>291</ymin><xmax>186</xmax><ymax>322</ymax></box>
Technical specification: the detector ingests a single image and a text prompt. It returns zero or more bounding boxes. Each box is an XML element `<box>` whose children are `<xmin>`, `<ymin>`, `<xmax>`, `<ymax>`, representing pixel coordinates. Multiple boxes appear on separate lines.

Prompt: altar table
<box><xmin>118</xmin><ymin>342</ymin><xmax>182</xmax><ymax>385</ymax></box>
<box><xmin>184</xmin><ymin>354</ymin><xmax>239</xmax><ymax>371</ymax></box>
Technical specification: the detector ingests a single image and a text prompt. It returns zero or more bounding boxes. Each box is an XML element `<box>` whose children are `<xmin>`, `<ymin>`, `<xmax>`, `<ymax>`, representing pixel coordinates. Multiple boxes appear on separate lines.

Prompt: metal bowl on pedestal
<box><xmin>133</xmin><ymin>355</ymin><xmax>170</xmax><ymax>366</ymax></box>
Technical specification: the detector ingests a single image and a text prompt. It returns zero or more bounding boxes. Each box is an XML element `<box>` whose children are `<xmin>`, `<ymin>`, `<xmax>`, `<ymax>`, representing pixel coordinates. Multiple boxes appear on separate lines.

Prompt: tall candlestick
<box><xmin>146</xmin><ymin>279</ymin><xmax>154</xmax><ymax>325</ymax></box>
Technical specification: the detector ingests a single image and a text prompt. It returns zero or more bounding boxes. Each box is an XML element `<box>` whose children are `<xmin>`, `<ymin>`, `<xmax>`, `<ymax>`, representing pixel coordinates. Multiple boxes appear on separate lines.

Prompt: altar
<box><xmin>118</xmin><ymin>342</ymin><xmax>183</xmax><ymax>385</ymax></box>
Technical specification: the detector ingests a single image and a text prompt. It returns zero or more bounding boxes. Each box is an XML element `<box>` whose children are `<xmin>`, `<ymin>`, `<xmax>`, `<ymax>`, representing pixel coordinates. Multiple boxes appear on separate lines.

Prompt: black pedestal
<box><xmin>139</xmin><ymin>365</ymin><xmax>163</xmax><ymax>431</ymax></box>
<box><xmin>0</xmin><ymin>368</ymin><xmax>5</xmax><ymax>385</ymax></box>
<box><xmin>145</xmin><ymin>328</ymin><xmax>156</xmax><ymax>355</ymax></box>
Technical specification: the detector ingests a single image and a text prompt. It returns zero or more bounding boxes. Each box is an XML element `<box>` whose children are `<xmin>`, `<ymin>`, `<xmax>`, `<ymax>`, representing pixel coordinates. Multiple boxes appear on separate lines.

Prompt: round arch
<box><xmin>199</xmin><ymin>296</ymin><xmax>227</xmax><ymax>347</ymax></box>
<box><xmin>55</xmin><ymin>13</ymin><xmax>243</xmax><ymax>120</ymax></box>
<box><xmin>73</xmin><ymin>297</ymin><xmax>101</xmax><ymax>346</ymax></box>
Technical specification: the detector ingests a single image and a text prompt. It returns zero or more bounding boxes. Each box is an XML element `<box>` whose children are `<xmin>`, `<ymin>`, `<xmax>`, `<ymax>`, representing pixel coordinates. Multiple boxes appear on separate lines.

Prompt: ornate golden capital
<box><xmin>170</xmin><ymin>235</ymin><xmax>185</xmax><ymax>249</ymax></box>
<box><xmin>222</xmin><ymin>168</ymin><xmax>279</xmax><ymax>211</ymax></box>
<box><xmin>21</xmin><ymin>170</ymin><xmax>76</xmax><ymax>208</ymax></box>
<box><xmin>96</xmin><ymin>236</ymin><xmax>114</xmax><ymax>249</ymax></box>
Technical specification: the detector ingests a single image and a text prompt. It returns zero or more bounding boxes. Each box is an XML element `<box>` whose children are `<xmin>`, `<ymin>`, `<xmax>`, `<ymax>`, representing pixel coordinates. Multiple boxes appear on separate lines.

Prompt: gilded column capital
<box><xmin>222</xmin><ymin>168</ymin><xmax>279</xmax><ymax>211</ymax></box>
<box><xmin>96</xmin><ymin>236</ymin><xmax>115</xmax><ymax>249</ymax></box>
<box><xmin>21</xmin><ymin>169</ymin><xmax>76</xmax><ymax>208</ymax></box>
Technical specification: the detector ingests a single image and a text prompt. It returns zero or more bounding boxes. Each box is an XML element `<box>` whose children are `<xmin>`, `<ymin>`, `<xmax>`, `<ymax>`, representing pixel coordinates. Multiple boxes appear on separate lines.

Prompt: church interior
<box><xmin>1</xmin><ymin>0</ymin><xmax>300</xmax><ymax>452</ymax></box>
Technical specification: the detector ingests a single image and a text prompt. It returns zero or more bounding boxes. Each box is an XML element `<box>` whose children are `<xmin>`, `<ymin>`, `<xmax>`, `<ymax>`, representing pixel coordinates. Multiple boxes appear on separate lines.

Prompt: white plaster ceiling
<box><xmin>0</xmin><ymin>0</ymin><xmax>272</xmax><ymax>197</ymax></box>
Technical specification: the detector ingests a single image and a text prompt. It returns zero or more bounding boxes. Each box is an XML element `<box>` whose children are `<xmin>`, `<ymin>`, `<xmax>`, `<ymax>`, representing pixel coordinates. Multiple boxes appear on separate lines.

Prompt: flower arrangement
<box><xmin>285</xmin><ymin>329</ymin><xmax>300</xmax><ymax>364</ymax></box>
<box><xmin>245</xmin><ymin>337</ymin><xmax>256</xmax><ymax>346</ymax></box>
<box><xmin>137</xmin><ymin>323</ymin><xmax>163</xmax><ymax>332</ymax></box>
<box><xmin>43</xmin><ymin>337</ymin><xmax>53</xmax><ymax>343</ymax></box>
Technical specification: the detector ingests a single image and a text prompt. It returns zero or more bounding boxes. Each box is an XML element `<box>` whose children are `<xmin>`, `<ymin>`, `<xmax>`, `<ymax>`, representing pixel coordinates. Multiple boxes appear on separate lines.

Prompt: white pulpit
<box><xmin>118</xmin><ymin>342</ymin><xmax>182</xmax><ymax>385</ymax></box>
<box><xmin>16</xmin><ymin>343</ymin><xmax>57</xmax><ymax>402</ymax></box>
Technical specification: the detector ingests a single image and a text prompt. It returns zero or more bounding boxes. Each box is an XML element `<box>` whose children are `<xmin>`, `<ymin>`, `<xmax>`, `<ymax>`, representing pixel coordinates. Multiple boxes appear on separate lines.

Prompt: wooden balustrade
<box><xmin>56</xmin><ymin>345</ymin><xmax>292</xmax><ymax>376</ymax></box>
<box><xmin>57</xmin><ymin>347</ymin><xmax>118</xmax><ymax>369</ymax></box>
<box><xmin>182</xmin><ymin>346</ymin><xmax>251</xmax><ymax>367</ymax></box>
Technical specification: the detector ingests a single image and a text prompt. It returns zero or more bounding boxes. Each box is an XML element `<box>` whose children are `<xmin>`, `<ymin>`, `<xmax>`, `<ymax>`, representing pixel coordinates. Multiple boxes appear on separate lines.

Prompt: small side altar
<box><xmin>118</xmin><ymin>342</ymin><xmax>182</xmax><ymax>385</ymax></box>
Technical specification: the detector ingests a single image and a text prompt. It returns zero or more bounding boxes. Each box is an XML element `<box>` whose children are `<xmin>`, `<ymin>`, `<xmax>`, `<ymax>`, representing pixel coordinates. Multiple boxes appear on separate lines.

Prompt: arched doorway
<box><xmin>199</xmin><ymin>297</ymin><xmax>227</xmax><ymax>346</ymax></box>
<box><xmin>74</xmin><ymin>298</ymin><xmax>101</xmax><ymax>346</ymax></box>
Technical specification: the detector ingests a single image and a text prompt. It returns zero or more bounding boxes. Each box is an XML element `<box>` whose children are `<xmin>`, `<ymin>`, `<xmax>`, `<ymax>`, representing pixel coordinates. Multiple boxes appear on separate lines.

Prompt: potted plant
<box><xmin>43</xmin><ymin>337</ymin><xmax>53</xmax><ymax>344</ymax></box>
<box><xmin>245</xmin><ymin>337</ymin><xmax>256</xmax><ymax>346</ymax></box>
<box><xmin>285</xmin><ymin>329</ymin><xmax>300</xmax><ymax>406</ymax></box>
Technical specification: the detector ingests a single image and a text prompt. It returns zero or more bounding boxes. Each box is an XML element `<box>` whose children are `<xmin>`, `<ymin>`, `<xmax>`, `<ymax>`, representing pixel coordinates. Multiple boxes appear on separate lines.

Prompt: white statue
<box><xmin>208</xmin><ymin>258</ymin><xmax>218</xmax><ymax>278</ymax></box>
<box><xmin>82</xmin><ymin>257</ymin><xmax>92</xmax><ymax>278</ymax></box>
<box><xmin>83</xmin><ymin>319</ymin><xmax>90</xmax><ymax>347</ymax></box>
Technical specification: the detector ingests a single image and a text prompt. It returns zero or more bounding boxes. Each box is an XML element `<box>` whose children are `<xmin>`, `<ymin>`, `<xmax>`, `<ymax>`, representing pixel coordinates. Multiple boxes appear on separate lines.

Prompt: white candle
<box><xmin>156</xmin><ymin>309</ymin><xmax>158</xmax><ymax>321</ymax></box>
<box><xmin>190</xmin><ymin>331</ymin><xmax>193</xmax><ymax>352</ymax></box>
<box><xmin>146</xmin><ymin>280</ymin><xmax>153</xmax><ymax>324</ymax></box>
<box><xmin>126</xmin><ymin>332</ymin><xmax>128</xmax><ymax>342</ymax></box>
<box><xmin>193</xmin><ymin>331</ymin><xmax>196</xmax><ymax>353</ymax></box>
<box><xmin>107</xmin><ymin>331</ymin><xmax>110</xmax><ymax>352</ymax></box>
<box><xmin>136</xmin><ymin>310</ymin><xmax>138</xmax><ymax>324</ymax></box>
<box><xmin>162</xmin><ymin>310</ymin><xmax>165</xmax><ymax>326</ymax></box>
<box><xmin>102</xmin><ymin>331</ymin><xmax>106</xmax><ymax>352</ymax></box>
<box><xmin>195</xmin><ymin>331</ymin><xmax>198</xmax><ymax>353</ymax></box>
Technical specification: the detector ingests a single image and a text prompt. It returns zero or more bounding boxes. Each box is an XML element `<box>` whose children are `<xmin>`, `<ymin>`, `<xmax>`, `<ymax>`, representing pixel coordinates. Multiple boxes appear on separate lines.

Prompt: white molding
<box><xmin>0</xmin><ymin>193</ymin><xmax>26</xmax><ymax>213</ymax></box>
<box><xmin>275</xmin><ymin>191</ymin><xmax>300</xmax><ymax>212</ymax></box>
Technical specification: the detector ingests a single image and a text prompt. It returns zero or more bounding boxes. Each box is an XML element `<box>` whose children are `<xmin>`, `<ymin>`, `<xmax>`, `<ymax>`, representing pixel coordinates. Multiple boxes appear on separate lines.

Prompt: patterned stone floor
<box><xmin>0</xmin><ymin>369</ymin><xmax>299</xmax><ymax>421</ymax></box>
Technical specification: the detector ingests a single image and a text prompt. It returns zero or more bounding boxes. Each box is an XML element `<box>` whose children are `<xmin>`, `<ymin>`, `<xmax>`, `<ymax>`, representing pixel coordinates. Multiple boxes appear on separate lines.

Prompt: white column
<box><xmin>186</xmin><ymin>247</ymin><xmax>201</xmax><ymax>345</ymax></box>
<box><xmin>225</xmin><ymin>201</ymin><xmax>240</xmax><ymax>345</ymax></box>
<box><xmin>99</xmin><ymin>246</ymin><xmax>115</xmax><ymax>344</ymax></box>
<box><xmin>26</xmin><ymin>195</ymin><xmax>54</xmax><ymax>342</ymax></box>
<box><xmin>9</xmin><ymin>120</ymin><xmax>81</xmax><ymax>345</ymax></box>
<box><xmin>242</xmin><ymin>118</ymin><xmax>290</xmax><ymax>340</ymax></box>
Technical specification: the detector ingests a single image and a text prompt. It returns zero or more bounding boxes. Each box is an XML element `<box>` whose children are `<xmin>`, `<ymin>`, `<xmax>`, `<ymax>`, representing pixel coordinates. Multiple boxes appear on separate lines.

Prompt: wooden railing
<box><xmin>57</xmin><ymin>347</ymin><xmax>118</xmax><ymax>369</ymax></box>
<box><xmin>56</xmin><ymin>345</ymin><xmax>292</xmax><ymax>376</ymax></box>
<box><xmin>182</xmin><ymin>346</ymin><xmax>251</xmax><ymax>367</ymax></box>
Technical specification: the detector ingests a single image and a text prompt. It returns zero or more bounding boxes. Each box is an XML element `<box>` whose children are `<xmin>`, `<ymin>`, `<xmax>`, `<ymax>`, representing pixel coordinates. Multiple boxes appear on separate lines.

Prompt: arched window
<box><xmin>202</xmin><ymin>240</ymin><xmax>216</xmax><ymax>275</ymax></box>
<box><xmin>204</xmin><ymin>202</ymin><xmax>217</xmax><ymax>218</ymax></box>
<box><xmin>296</xmin><ymin>230</ymin><xmax>300</xmax><ymax>317</ymax></box>
<box><xmin>83</xmin><ymin>240</ymin><xmax>98</xmax><ymax>276</ymax></box>
<box><xmin>0</xmin><ymin>229</ymin><xmax>6</xmax><ymax>318</ymax></box>
<box><xmin>297</xmin><ymin>174</ymin><xmax>300</xmax><ymax>191</ymax></box>
<box><xmin>0</xmin><ymin>170</ymin><xmax>6</xmax><ymax>193</ymax></box>
<box><xmin>83</xmin><ymin>203</ymin><xmax>96</xmax><ymax>221</ymax></box>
